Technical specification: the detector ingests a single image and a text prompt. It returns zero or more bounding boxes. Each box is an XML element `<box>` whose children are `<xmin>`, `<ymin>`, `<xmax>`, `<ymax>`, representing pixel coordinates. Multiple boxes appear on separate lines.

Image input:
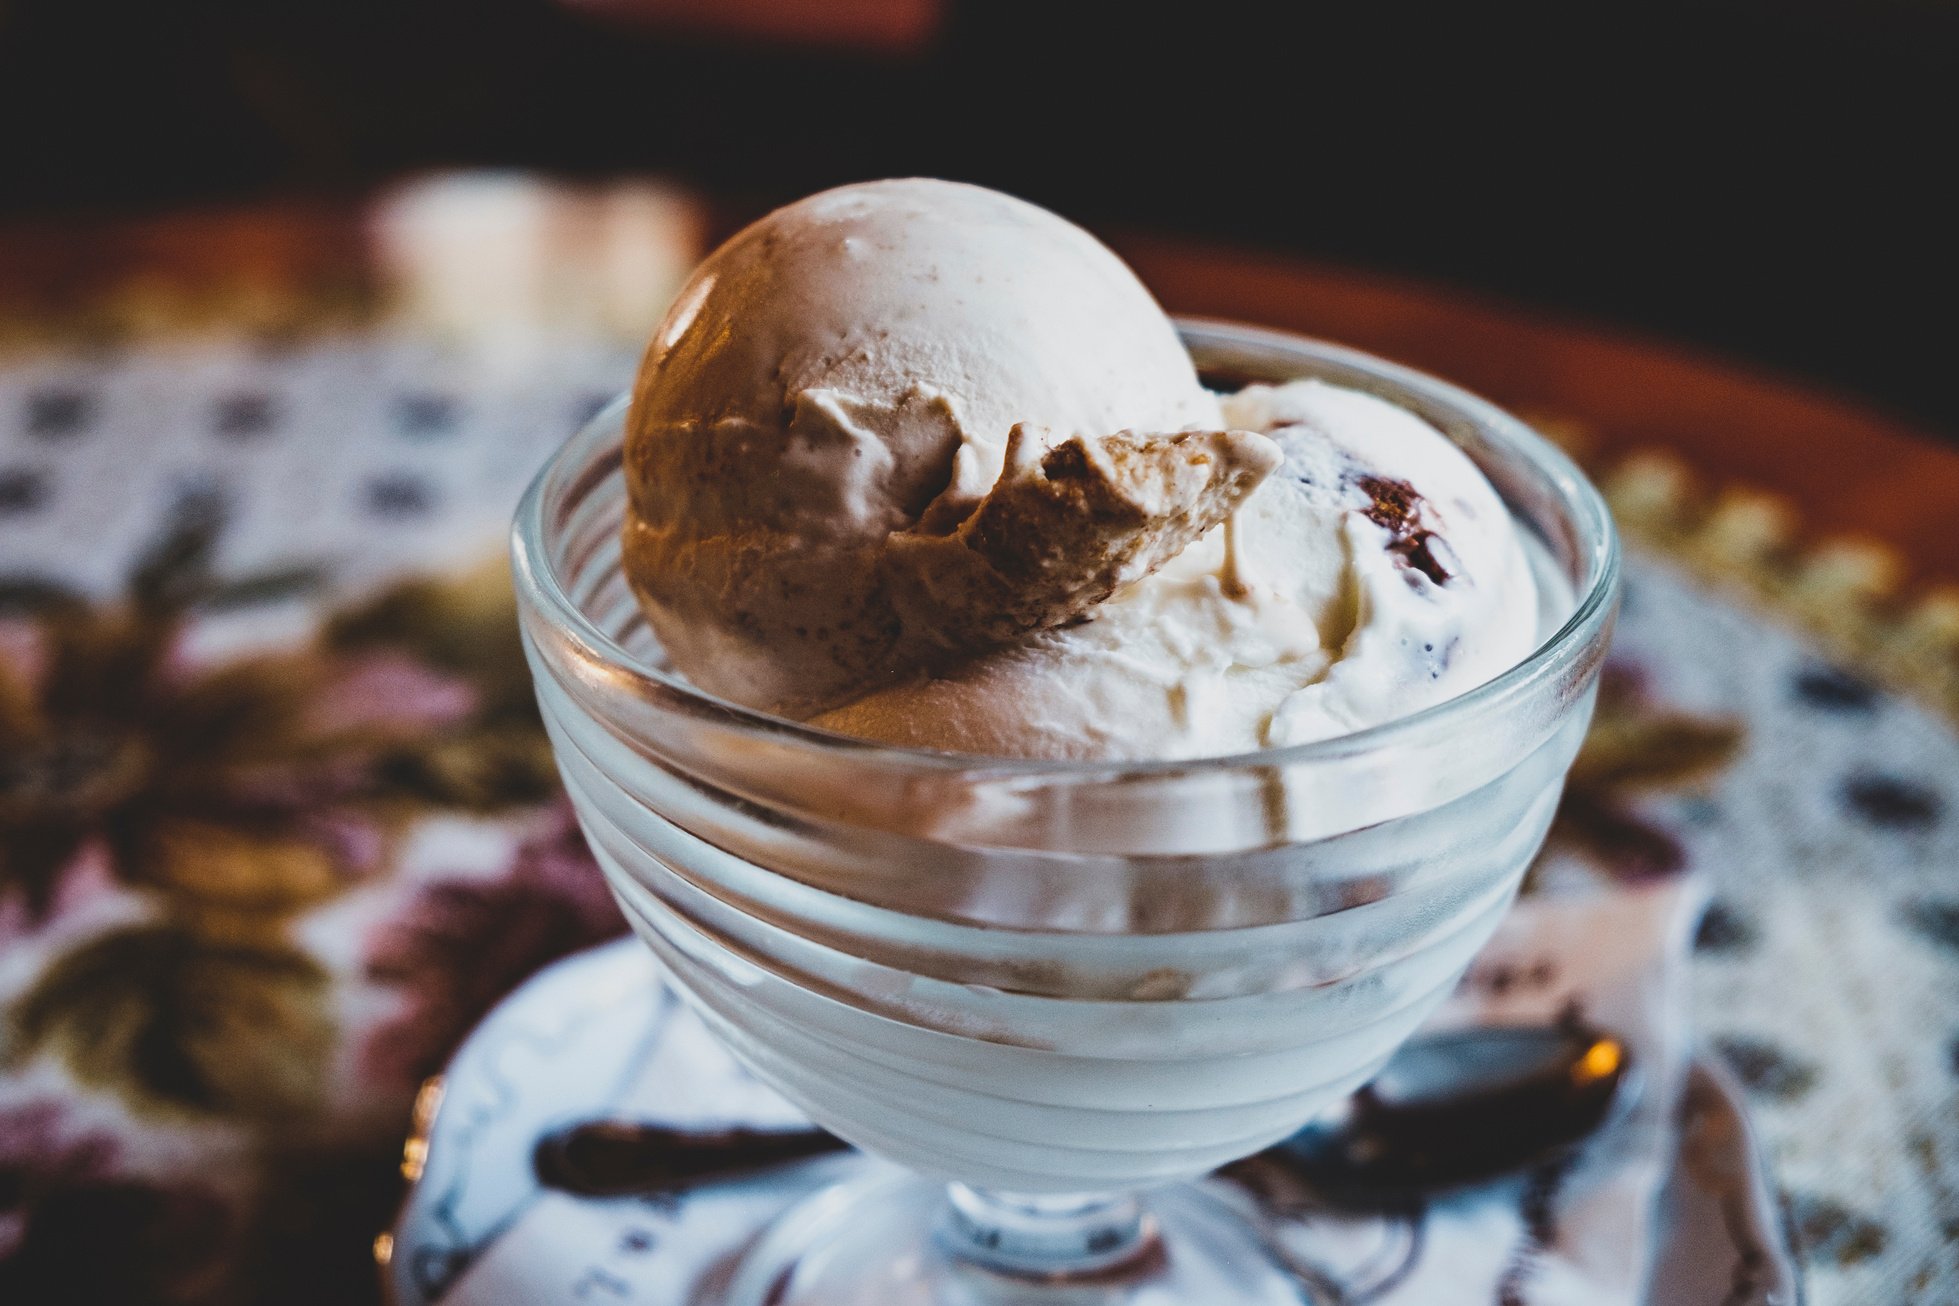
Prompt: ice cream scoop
<box><xmin>623</xmin><ymin>178</ymin><xmax>1252</xmax><ymax>716</ymax></box>
<box><xmin>812</xmin><ymin>380</ymin><xmax>1540</xmax><ymax>758</ymax></box>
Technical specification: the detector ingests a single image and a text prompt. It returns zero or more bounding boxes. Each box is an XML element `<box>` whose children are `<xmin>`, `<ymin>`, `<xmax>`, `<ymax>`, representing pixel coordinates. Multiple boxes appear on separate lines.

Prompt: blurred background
<box><xmin>5</xmin><ymin>8</ymin><xmax>1959</xmax><ymax>1305</ymax></box>
<box><xmin>0</xmin><ymin>0</ymin><xmax>1953</xmax><ymax>434</ymax></box>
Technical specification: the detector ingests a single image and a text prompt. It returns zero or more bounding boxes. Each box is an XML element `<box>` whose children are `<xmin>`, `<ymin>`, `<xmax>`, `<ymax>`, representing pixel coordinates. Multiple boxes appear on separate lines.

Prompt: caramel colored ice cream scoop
<box><xmin>623</xmin><ymin>178</ymin><xmax>1257</xmax><ymax>715</ymax></box>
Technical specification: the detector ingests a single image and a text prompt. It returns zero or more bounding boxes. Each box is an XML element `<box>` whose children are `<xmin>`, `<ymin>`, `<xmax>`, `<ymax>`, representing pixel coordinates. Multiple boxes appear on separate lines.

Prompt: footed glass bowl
<box><xmin>511</xmin><ymin>321</ymin><xmax>1619</xmax><ymax>1304</ymax></box>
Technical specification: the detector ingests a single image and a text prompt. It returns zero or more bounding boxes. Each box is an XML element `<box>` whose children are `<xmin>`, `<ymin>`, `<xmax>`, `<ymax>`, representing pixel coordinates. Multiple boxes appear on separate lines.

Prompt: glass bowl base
<box><xmin>718</xmin><ymin>1167</ymin><xmax>1319</xmax><ymax>1306</ymax></box>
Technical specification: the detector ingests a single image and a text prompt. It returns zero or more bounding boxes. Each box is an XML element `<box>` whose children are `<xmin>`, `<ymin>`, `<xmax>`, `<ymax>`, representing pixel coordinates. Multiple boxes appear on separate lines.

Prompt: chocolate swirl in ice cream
<box><xmin>1353</xmin><ymin>474</ymin><xmax>1460</xmax><ymax>586</ymax></box>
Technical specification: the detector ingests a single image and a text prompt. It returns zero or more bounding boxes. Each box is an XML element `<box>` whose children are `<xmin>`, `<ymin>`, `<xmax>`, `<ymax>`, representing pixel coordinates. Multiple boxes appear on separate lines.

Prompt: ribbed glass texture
<box><xmin>511</xmin><ymin>322</ymin><xmax>1620</xmax><ymax>1194</ymax></box>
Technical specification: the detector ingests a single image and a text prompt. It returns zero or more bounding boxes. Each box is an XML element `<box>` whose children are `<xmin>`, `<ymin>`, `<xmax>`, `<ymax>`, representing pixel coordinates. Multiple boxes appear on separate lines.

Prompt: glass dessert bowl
<box><xmin>512</xmin><ymin>321</ymin><xmax>1620</xmax><ymax>1305</ymax></box>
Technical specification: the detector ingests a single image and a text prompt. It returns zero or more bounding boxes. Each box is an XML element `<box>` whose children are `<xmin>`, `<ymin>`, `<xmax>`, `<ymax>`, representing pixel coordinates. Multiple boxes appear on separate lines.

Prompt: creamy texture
<box><xmin>813</xmin><ymin>380</ymin><xmax>1539</xmax><ymax>758</ymax></box>
<box><xmin>624</xmin><ymin>178</ymin><xmax>1538</xmax><ymax>760</ymax></box>
<box><xmin>624</xmin><ymin>179</ymin><xmax>1230</xmax><ymax>716</ymax></box>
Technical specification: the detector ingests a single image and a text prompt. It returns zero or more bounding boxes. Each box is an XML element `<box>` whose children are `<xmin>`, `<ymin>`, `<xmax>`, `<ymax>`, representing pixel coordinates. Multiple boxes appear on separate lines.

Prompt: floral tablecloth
<box><xmin>2</xmin><ymin>194</ymin><xmax>1957</xmax><ymax>1305</ymax></box>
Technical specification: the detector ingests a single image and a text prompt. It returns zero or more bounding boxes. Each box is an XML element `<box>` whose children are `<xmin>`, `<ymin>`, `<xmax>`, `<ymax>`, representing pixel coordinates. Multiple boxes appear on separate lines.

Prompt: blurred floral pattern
<box><xmin>0</xmin><ymin>1103</ymin><xmax>232</xmax><ymax>1305</ymax></box>
<box><xmin>0</xmin><ymin>491</ymin><xmax>623</xmax><ymax>1302</ymax></box>
<box><xmin>0</xmin><ymin>490</ymin><xmax>1746</xmax><ymax>1304</ymax></box>
<box><xmin>363</xmin><ymin>803</ymin><xmax>626</xmax><ymax>1086</ymax></box>
<box><xmin>1535</xmin><ymin>663</ymin><xmax>1742</xmax><ymax>887</ymax></box>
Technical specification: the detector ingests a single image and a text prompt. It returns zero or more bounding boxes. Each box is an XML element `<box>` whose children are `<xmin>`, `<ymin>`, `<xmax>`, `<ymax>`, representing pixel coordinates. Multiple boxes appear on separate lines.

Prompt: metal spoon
<box><xmin>1235</xmin><ymin>1023</ymin><xmax>1637</xmax><ymax>1209</ymax></box>
<box><xmin>534</xmin><ymin>1024</ymin><xmax>1634</xmax><ymax>1204</ymax></box>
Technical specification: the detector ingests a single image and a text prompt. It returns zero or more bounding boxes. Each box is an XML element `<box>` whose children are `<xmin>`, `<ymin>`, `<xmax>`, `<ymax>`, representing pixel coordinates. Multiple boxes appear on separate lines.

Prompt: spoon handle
<box><xmin>535</xmin><ymin>1122</ymin><xmax>847</xmax><ymax>1198</ymax></box>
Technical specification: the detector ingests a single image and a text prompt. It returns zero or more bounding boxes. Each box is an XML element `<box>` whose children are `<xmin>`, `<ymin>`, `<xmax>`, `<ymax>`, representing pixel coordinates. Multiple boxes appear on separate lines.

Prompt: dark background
<box><xmin>1</xmin><ymin>0</ymin><xmax>1952</xmax><ymax>434</ymax></box>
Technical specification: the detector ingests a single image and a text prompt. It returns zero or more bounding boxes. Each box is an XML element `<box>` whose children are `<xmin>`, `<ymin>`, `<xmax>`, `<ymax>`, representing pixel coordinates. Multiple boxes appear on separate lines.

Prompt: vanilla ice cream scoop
<box><xmin>812</xmin><ymin>381</ymin><xmax>1540</xmax><ymax>759</ymax></box>
<box><xmin>624</xmin><ymin>178</ymin><xmax>1252</xmax><ymax>715</ymax></box>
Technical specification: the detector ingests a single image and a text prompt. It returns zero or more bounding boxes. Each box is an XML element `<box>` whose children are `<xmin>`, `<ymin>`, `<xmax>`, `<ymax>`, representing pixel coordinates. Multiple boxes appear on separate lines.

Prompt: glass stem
<box><xmin>941</xmin><ymin>1183</ymin><xmax>1157</xmax><ymax>1278</ymax></box>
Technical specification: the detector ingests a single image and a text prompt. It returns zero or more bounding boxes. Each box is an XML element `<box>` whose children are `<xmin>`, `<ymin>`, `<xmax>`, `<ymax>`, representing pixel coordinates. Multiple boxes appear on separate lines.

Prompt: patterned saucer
<box><xmin>385</xmin><ymin>937</ymin><xmax>1798</xmax><ymax>1306</ymax></box>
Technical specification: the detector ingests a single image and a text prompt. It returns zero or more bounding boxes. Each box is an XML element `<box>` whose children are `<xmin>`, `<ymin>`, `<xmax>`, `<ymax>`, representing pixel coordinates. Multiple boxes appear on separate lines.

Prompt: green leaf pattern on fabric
<box><xmin>9</xmin><ymin>924</ymin><xmax>335</xmax><ymax>1120</ymax></box>
<box><xmin>0</xmin><ymin>493</ymin><xmax>559</xmax><ymax>1120</ymax></box>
